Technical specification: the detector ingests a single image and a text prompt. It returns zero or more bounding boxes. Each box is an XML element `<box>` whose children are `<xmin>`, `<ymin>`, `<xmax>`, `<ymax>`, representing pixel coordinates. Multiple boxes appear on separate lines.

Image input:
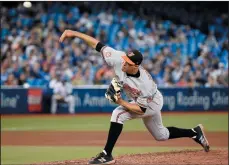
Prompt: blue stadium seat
<box><xmin>187</xmin><ymin>36</ymin><xmax>196</xmax><ymax>56</ymax></box>
<box><xmin>162</xmin><ymin>20</ymin><xmax>171</xmax><ymax>30</ymax></box>
<box><xmin>108</xmin><ymin>23</ymin><xmax>120</xmax><ymax>44</ymax></box>
<box><xmin>171</xmin><ymin>43</ymin><xmax>177</xmax><ymax>53</ymax></box>
<box><xmin>122</xmin><ymin>37</ymin><xmax>129</xmax><ymax>50</ymax></box>
<box><xmin>1</xmin><ymin>28</ymin><xmax>9</xmax><ymax>40</ymax></box>
<box><xmin>196</xmin><ymin>33</ymin><xmax>206</xmax><ymax>45</ymax></box>
<box><xmin>220</xmin><ymin>50</ymin><xmax>228</xmax><ymax>65</ymax></box>
<box><xmin>40</xmin><ymin>14</ymin><xmax>48</xmax><ymax>25</ymax></box>
<box><xmin>149</xmin><ymin>47</ymin><xmax>156</xmax><ymax>58</ymax></box>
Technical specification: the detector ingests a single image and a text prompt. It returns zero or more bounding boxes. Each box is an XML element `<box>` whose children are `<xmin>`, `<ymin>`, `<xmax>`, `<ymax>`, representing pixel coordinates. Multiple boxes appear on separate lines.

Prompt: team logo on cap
<box><xmin>127</xmin><ymin>52</ymin><xmax>135</xmax><ymax>57</ymax></box>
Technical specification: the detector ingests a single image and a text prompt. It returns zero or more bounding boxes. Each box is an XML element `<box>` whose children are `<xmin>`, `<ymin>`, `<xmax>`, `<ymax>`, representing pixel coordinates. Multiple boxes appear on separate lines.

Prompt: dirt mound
<box><xmin>32</xmin><ymin>149</ymin><xmax>228</xmax><ymax>165</ymax></box>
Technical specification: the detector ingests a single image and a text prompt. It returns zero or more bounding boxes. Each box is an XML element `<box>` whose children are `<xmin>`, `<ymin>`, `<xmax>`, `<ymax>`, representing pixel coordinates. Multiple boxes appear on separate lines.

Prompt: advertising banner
<box><xmin>71</xmin><ymin>87</ymin><xmax>228</xmax><ymax>113</ymax></box>
<box><xmin>0</xmin><ymin>88</ymin><xmax>28</xmax><ymax>114</ymax></box>
<box><xmin>72</xmin><ymin>88</ymin><xmax>117</xmax><ymax>113</ymax></box>
<box><xmin>0</xmin><ymin>87</ymin><xmax>228</xmax><ymax>114</ymax></box>
<box><xmin>160</xmin><ymin>88</ymin><xmax>228</xmax><ymax>111</ymax></box>
<box><xmin>28</xmin><ymin>88</ymin><xmax>43</xmax><ymax>112</ymax></box>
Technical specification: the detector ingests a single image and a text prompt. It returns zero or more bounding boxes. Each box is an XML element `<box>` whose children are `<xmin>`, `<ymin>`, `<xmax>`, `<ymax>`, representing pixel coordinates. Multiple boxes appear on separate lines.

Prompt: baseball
<box><xmin>23</xmin><ymin>1</ymin><xmax>32</xmax><ymax>8</ymax></box>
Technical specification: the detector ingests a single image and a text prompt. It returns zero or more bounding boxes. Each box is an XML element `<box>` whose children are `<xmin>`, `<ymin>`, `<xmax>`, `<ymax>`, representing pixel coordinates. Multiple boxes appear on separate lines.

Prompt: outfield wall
<box><xmin>0</xmin><ymin>86</ymin><xmax>228</xmax><ymax>114</ymax></box>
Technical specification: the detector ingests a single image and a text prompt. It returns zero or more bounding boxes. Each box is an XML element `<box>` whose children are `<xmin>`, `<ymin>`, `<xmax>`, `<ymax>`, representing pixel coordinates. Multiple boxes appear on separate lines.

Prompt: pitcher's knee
<box><xmin>154</xmin><ymin>135</ymin><xmax>168</xmax><ymax>141</ymax></box>
<box><xmin>110</xmin><ymin>110</ymin><xmax>127</xmax><ymax>124</ymax></box>
<box><xmin>153</xmin><ymin>128</ymin><xmax>170</xmax><ymax>141</ymax></box>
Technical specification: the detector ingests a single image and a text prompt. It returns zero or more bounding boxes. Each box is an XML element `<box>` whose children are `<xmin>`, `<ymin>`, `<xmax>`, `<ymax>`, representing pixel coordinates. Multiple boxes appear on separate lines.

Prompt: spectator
<box><xmin>98</xmin><ymin>29</ymin><xmax>108</xmax><ymax>43</ymax></box>
<box><xmin>176</xmin><ymin>74</ymin><xmax>188</xmax><ymax>87</ymax></box>
<box><xmin>72</xmin><ymin>67</ymin><xmax>86</xmax><ymax>85</ymax></box>
<box><xmin>95</xmin><ymin>65</ymin><xmax>114</xmax><ymax>84</ymax></box>
<box><xmin>187</xmin><ymin>75</ymin><xmax>196</xmax><ymax>88</ymax></box>
<box><xmin>171</xmin><ymin>60</ymin><xmax>183</xmax><ymax>83</ymax></box>
<box><xmin>127</xmin><ymin>19</ymin><xmax>137</xmax><ymax>38</ymax></box>
<box><xmin>62</xmin><ymin>62</ymin><xmax>74</xmax><ymax>79</ymax></box>
<box><xmin>205</xmin><ymin>74</ymin><xmax>217</xmax><ymax>87</ymax></box>
<box><xmin>4</xmin><ymin>73</ymin><xmax>18</xmax><ymax>86</ymax></box>
<box><xmin>176</xmin><ymin>28</ymin><xmax>187</xmax><ymax>43</ymax></box>
<box><xmin>30</xmin><ymin>62</ymin><xmax>42</xmax><ymax>79</ymax></box>
<box><xmin>49</xmin><ymin>69</ymin><xmax>58</xmax><ymax>88</ymax></box>
<box><xmin>1</xmin><ymin>67</ymin><xmax>9</xmax><ymax>84</ymax></box>
<box><xmin>75</xmin><ymin>12</ymin><xmax>93</xmax><ymax>32</ymax></box>
<box><xmin>98</xmin><ymin>9</ymin><xmax>113</xmax><ymax>27</ymax></box>
<box><xmin>136</xmin><ymin>32</ymin><xmax>147</xmax><ymax>50</ymax></box>
<box><xmin>18</xmin><ymin>73</ymin><xmax>30</xmax><ymax>87</ymax></box>
<box><xmin>163</xmin><ymin>74</ymin><xmax>174</xmax><ymax>87</ymax></box>
<box><xmin>1</xmin><ymin>2</ymin><xmax>228</xmax><ymax>87</ymax></box>
<box><xmin>51</xmin><ymin>74</ymin><xmax>75</xmax><ymax>114</ymax></box>
<box><xmin>205</xmin><ymin>32</ymin><xmax>219</xmax><ymax>49</ymax></box>
<box><xmin>194</xmin><ymin>69</ymin><xmax>206</xmax><ymax>86</ymax></box>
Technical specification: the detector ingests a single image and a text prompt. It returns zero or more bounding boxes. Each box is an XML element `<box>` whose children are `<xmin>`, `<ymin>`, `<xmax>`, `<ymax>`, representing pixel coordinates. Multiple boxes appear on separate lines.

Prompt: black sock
<box><xmin>104</xmin><ymin>122</ymin><xmax>123</xmax><ymax>156</ymax></box>
<box><xmin>167</xmin><ymin>127</ymin><xmax>197</xmax><ymax>139</ymax></box>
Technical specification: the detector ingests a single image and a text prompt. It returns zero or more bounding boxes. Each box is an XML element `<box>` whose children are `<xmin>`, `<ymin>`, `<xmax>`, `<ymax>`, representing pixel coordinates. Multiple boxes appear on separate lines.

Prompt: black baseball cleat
<box><xmin>88</xmin><ymin>151</ymin><xmax>116</xmax><ymax>164</ymax></box>
<box><xmin>192</xmin><ymin>124</ymin><xmax>210</xmax><ymax>152</ymax></box>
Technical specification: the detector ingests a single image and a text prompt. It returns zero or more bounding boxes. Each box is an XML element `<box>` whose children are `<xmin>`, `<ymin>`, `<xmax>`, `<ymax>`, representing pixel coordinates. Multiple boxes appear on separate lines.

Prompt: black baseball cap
<box><xmin>121</xmin><ymin>50</ymin><xmax>143</xmax><ymax>65</ymax></box>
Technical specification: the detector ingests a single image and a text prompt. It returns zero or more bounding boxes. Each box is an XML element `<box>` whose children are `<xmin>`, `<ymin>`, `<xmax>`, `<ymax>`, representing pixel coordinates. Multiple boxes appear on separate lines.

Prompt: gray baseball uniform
<box><xmin>100</xmin><ymin>46</ymin><xmax>170</xmax><ymax>141</ymax></box>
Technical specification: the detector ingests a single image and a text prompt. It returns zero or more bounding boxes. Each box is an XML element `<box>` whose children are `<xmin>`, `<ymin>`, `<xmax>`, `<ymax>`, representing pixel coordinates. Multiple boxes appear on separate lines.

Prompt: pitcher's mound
<box><xmin>34</xmin><ymin>149</ymin><xmax>228</xmax><ymax>165</ymax></box>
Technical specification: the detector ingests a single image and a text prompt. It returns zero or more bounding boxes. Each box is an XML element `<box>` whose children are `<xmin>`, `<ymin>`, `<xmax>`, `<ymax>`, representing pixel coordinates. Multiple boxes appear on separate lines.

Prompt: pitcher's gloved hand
<box><xmin>105</xmin><ymin>77</ymin><xmax>123</xmax><ymax>103</ymax></box>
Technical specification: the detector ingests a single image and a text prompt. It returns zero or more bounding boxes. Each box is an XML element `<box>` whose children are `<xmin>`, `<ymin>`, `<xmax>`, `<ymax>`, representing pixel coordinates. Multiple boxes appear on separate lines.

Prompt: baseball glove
<box><xmin>105</xmin><ymin>77</ymin><xmax>123</xmax><ymax>103</ymax></box>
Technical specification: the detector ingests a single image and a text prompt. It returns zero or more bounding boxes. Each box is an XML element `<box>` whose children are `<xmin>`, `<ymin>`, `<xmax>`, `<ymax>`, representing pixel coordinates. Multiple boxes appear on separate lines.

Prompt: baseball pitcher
<box><xmin>59</xmin><ymin>30</ymin><xmax>210</xmax><ymax>164</ymax></box>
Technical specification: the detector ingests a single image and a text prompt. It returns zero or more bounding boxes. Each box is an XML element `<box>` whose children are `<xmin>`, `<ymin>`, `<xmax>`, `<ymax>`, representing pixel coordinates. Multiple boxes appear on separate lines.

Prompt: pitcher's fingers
<box><xmin>59</xmin><ymin>36</ymin><xmax>63</xmax><ymax>42</ymax></box>
<box><xmin>59</xmin><ymin>33</ymin><xmax>65</xmax><ymax>42</ymax></box>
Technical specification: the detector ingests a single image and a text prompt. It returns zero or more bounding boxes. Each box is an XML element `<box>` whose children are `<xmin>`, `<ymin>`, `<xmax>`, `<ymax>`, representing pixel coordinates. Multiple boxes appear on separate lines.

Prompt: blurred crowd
<box><xmin>1</xmin><ymin>2</ymin><xmax>228</xmax><ymax>88</ymax></box>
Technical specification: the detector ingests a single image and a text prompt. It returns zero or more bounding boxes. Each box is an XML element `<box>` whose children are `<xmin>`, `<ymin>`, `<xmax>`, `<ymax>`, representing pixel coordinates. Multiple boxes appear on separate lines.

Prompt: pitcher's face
<box><xmin>121</xmin><ymin>61</ymin><xmax>138</xmax><ymax>74</ymax></box>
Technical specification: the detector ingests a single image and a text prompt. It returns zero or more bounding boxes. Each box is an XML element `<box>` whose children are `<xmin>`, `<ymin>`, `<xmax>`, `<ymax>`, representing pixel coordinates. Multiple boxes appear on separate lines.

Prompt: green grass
<box><xmin>2</xmin><ymin>146</ymin><xmax>226</xmax><ymax>165</ymax></box>
<box><xmin>1</xmin><ymin>113</ymin><xmax>228</xmax><ymax>132</ymax></box>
